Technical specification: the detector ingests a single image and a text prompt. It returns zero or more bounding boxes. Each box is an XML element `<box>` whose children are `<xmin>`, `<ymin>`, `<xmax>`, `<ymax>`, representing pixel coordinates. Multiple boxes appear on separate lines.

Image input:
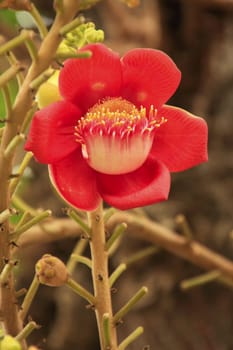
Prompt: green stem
<box><xmin>118</xmin><ymin>327</ymin><xmax>144</xmax><ymax>350</ymax></box>
<box><xmin>15</xmin><ymin>321</ymin><xmax>38</xmax><ymax>341</ymax></box>
<box><xmin>9</xmin><ymin>152</ymin><xmax>33</xmax><ymax>195</ymax></box>
<box><xmin>29</xmin><ymin>3</ymin><xmax>48</xmax><ymax>39</ymax></box>
<box><xmin>0</xmin><ymin>31</ymin><xmax>33</xmax><ymax>56</ymax></box>
<box><xmin>102</xmin><ymin>313</ymin><xmax>111</xmax><ymax>349</ymax></box>
<box><xmin>66</xmin><ymin>277</ymin><xmax>95</xmax><ymax>305</ymax></box>
<box><xmin>180</xmin><ymin>270</ymin><xmax>221</xmax><ymax>290</ymax></box>
<box><xmin>1</xmin><ymin>85</ymin><xmax>12</xmax><ymax>117</ymax></box>
<box><xmin>105</xmin><ymin>222</ymin><xmax>127</xmax><ymax>251</ymax></box>
<box><xmin>0</xmin><ymin>208</ymin><xmax>18</xmax><ymax>224</ymax></box>
<box><xmin>11</xmin><ymin>195</ymin><xmax>37</xmax><ymax>216</ymax></box>
<box><xmin>103</xmin><ymin>207</ymin><xmax>116</xmax><ymax>223</ymax></box>
<box><xmin>176</xmin><ymin>214</ymin><xmax>193</xmax><ymax>240</ymax></box>
<box><xmin>67</xmin><ymin>209</ymin><xmax>91</xmax><ymax>238</ymax></box>
<box><xmin>113</xmin><ymin>287</ymin><xmax>148</xmax><ymax>324</ymax></box>
<box><xmin>55</xmin><ymin>50</ymin><xmax>92</xmax><ymax>60</ymax></box>
<box><xmin>20</xmin><ymin>104</ymin><xmax>38</xmax><ymax>134</ymax></box>
<box><xmin>10</xmin><ymin>210</ymin><xmax>52</xmax><ymax>241</ymax></box>
<box><xmin>0</xmin><ymin>260</ymin><xmax>17</xmax><ymax>285</ymax></box>
<box><xmin>19</xmin><ymin>275</ymin><xmax>40</xmax><ymax>321</ymax></box>
<box><xmin>88</xmin><ymin>203</ymin><xmax>118</xmax><ymax>350</ymax></box>
<box><xmin>124</xmin><ymin>246</ymin><xmax>159</xmax><ymax>267</ymax></box>
<box><xmin>30</xmin><ymin>68</ymin><xmax>55</xmax><ymax>91</ymax></box>
<box><xmin>4</xmin><ymin>134</ymin><xmax>25</xmax><ymax>158</ymax></box>
<box><xmin>70</xmin><ymin>254</ymin><xmax>92</xmax><ymax>269</ymax></box>
<box><xmin>14</xmin><ymin>212</ymin><xmax>31</xmax><ymax>230</ymax></box>
<box><xmin>66</xmin><ymin>238</ymin><xmax>88</xmax><ymax>274</ymax></box>
<box><xmin>109</xmin><ymin>263</ymin><xmax>126</xmax><ymax>288</ymax></box>
<box><xmin>6</xmin><ymin>52</ymin><xmax>24</xmax><ymax>86</ymax></box>
<box><xmin>0</xmin><ymin>65</ymin><xmax>24</xmax><ymax>89</ymax></box>
<box><xmin>24</xmin><ymin>38</ymin><xmax>38</xmax><ymax>62</ymax></box>
<box><xmin>59</xmin><ymin>16</ymin><xmax>85</xmax><ymax>36</ymax></box>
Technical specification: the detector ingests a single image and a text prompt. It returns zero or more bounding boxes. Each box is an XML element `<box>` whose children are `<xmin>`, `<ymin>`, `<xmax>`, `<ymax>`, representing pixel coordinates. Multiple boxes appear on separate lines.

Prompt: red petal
<box><xmin>96</xmin><ymin>158</ymin><xmax>170</xmax><ymax>210</ymax></box>
<box><xmin>59</xmin><ymin>44</ymin><xmax>122</xmax><ymax>112</ymax></box>
<box><xmin>150</xmin><ymin>105</ymin><xmax>208</xmax><ymax>172</ymax></box>
<box><xmin>121</xmin><ymin>48</ymin><xmax>181</xmax><ymax>110</ymax></box>
<box><xmin>49</xmin><ymin>149</ymin><xmax>101</xmax><ymax>211</ymax></box>
<box><xmin>25</xmin><ymin>101</ymin><xmax>81</xmax><ymax>164</ymax></box>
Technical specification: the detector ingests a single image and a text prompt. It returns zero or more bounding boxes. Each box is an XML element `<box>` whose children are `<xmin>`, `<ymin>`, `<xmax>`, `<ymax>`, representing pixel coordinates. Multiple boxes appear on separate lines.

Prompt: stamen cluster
<box><xmin>75</xmin><ymin>99</ymin><xmax>165</xmax><ymax>144</ymax></box>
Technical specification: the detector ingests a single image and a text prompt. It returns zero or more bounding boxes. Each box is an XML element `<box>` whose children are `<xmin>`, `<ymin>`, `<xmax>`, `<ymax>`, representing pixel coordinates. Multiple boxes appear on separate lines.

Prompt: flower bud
<box><xmin>35</xmin><ymin>254</ymin><xmax>69</xmax><ymax>287</ymax></box>
<box><xmin>121</xmin><ymin>0</ymin><xmax>140</xmax><ymax>7</ymax></box>
<box><xmin>36</xmin><ymin>71</ymin><xmax>61</xmax><ymax>109</ymax></box>
<box><xmin>0</xmin><ymin>335</ymin><xmax>21</xmax><ymax>350</ymax></box>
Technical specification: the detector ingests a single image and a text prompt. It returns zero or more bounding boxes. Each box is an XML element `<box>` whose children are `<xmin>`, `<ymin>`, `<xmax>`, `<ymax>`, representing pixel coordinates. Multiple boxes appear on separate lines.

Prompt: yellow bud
<box><xmin>35</xmin><ymin>254</ymin><xmax>69</xmax><ymax>287</ymax></box>
<box><xmin>36</xmin><ymin>71</ymin><xmax>61</xmax><ymax>109</ymax></box>
<box><xmin>121</xmin><ymin>0</ymin><xmax>140</xmax><ymax>7</ymax></box>
<box><xmin>0</xmin><ymin>335</ymin><xmax>21</xmax><ymax>350</ymax></box>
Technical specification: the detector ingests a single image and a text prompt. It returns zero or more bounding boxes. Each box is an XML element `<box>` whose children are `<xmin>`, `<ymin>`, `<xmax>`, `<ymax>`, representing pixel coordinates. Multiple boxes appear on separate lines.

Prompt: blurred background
<box><xmin>1</xmin><ymin>0</ymin><xmax>233</xmax><ymax>349</ymax></box>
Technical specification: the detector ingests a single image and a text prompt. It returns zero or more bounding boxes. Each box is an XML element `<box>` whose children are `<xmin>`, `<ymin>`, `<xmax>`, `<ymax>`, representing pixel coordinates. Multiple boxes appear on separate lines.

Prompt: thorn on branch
<box><xmin>9</xmin><ymin>241</ymin><xmax>19</xmax><ymax>248</ymax></box>
<box><xmin>85</xmin><ymin>303</ymin><xmax>95</xmax><ymax>311</ymax></box>
<box><xmin>9</xmin><ymin>173</ymin><xmax>20</xmax><ymax>179</ymax></box>
<box><xmin>98</xmin><ymin>274</ymin><xmax>103</xmax><ymax>281</ymax></box>
<box><xmin>111</xmin><ymin>287</ymin><xmax>117</xmax><ymax>294</ymax></box>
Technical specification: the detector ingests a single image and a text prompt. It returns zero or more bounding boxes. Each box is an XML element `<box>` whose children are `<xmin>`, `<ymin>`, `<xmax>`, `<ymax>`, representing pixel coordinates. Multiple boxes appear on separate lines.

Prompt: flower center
<box><xmin>75</xmin><ymin>98</ymin><xmax>164</xmax><ymax>175</ymax></box>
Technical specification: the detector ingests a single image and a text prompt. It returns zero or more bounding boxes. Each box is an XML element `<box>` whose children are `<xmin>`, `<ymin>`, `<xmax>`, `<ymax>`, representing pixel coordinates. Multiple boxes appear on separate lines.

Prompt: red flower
<box><xmin>25</xmin><ymin>44</ymin><xmax>208</xmax><ymax>211</ymax></box>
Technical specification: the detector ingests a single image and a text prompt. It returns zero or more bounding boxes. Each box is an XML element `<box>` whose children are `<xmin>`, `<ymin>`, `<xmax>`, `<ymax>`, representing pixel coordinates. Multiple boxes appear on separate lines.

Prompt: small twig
<box><xmin>180</xmin><ymin>270</ymin><xmax>221</xmax><ymax>290</ymax></box>
<box><xmin>0</xmin><ymin>30</ymin><xmax>34</xmax><ymax>56</ymax></box>
<box><xmin>175</xmin><ymin>214</ymin><xmax>193</xmax><ymax>240</ymax></box>
<box><xmin>1</xmin><ymin>85</ymin><xmax>12</xmax><ymax>117</ymax></box>
<box><xmin>109</xmin><ymin>263</ymin><xmax>127</xmax><ymax>288</ymax></box>
<box><xmin>0</xmin><ymin>65</ymin><xmax>24</xmax><ymax>89</ymax></box>
<box><xmin>105</xmin><ymin>222</ymin><xmax>127</xmax><ymax>251</ymax></box>
<box><xmin>59</xmin><ymin>16</ymin><xmax>85</xmax><ymax>36</ymax></box>
<box><xmin>0</xmin><ymin>208</ymin><xmax>18</xmax><ymax>224</ymax></box>
<box><xmin>124</xmin><ymin>246</ymin><xmax>159</xmax><ymax>267</ymax></box>
<box><xmin>102</xmin><ymin>313</ymin><xmax>111</xmax><ymax>349</ymax></box>
<box><xmin>0</xmin><ymin>260</ymin><xmax>18</xmax><ymax>286</ymax></box>
<box><xmin>30</xmin><ymin>68</ymin><xmax>56</xmax><ymax>92</ymax></box>
<box><xmin>113</xmin><ymin>287</ymin><xmax>148</xmax><ymax>324</ymax></box>
<box><xmin>10</xmin><ymin>210</ymin><xmax>52</xmax><ymax>241</ymax></box>
<box><xmin>6</xmin><ymin>51</ymin><xmax>24</xmax><ymax>86</ymax></box>
<box><xmin>29</xmin><ymin>3</ymin><xmax>48</xmax><ymax>39</ymax></box>
<box><xmin>9</xmin><ymin>152</ymin><xmax>33</xmax><ymax>195</ymax></box>
<box><xmin>15</xmin><ymin>321</ymin><xmax>39</xmax><ymax>341</ymax></box>
<box><xmin>4</xmin><ymin>133</ymin><xmax>25</xmax><ymax>158</ymax></box>
<box><xmin>19</xmin><ymin>274</ymin><xmax>40</xmax><ymax>321</ymax></box>
<box><xmin>70</xmin><ymin>254</ymin><xmax>92</xmax><ymax>269</ymax></box>
<box><xmin>118</xmin><ymin>326</ymin><xmax>144</xmax><ymax>350</ymax></box>
<box><xmin>104</xmin><ymin>207</ymin><xmax>117</xmax><ymax>223</ymax></box>
<box><xmin>67</xmin><ymin>209</ymin><xmax>91</xmax><ymax>238</ymax></box>
<box><xmin>66</xmin><ymin>277</ymin><xmax>95</xmax><ymax>305</ymax></box>
<box><xmin>66</xmin><ymin>238</ymin><xmax>88</xmax><ymax>274</ymax></box>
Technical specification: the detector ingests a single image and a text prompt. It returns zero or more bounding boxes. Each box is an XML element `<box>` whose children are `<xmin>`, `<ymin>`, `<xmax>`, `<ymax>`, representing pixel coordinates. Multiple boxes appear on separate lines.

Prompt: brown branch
<box><xmin>0</xmin><ymin>0</ymin><xmax>80</xmax><ymax>336</ymax></box>
<box><xmin>17</xmin><ymin>212</ymin><xmax>233</xmax><ymax>283</ymax></box>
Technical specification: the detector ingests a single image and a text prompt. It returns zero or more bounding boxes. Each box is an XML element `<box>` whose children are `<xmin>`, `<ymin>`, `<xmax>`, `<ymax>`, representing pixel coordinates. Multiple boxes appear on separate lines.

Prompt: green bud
<box><xmin>0</xmin><ymin>335</ymin><xmax>22</xmax><ymax>350</ymax></box>
<box><xmin>58</xmin><ymin>22</ymin><xmax>105</xmax><ymax>54</ymax></box>
<box><xmin>85</xmin><ymin>28</ymin><xmax>104</xmax><ymax>44</ymax></box>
